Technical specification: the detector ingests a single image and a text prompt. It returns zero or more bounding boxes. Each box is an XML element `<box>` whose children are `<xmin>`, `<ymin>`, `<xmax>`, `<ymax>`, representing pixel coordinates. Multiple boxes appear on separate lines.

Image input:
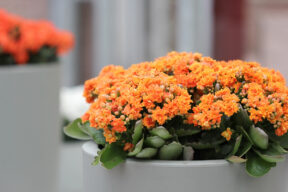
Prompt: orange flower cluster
<box><xmin>82</xmin><ymin>67</ymin><xmax>192</xmax><ymax>143</ymax></box>
<box><xmin>0</xmin><ymin>10</ymin><xmax>74</xmax><ymax>64</ymax></box>
<box><xmin>82</xmin><ymin>51</ymin><xmax>288</xmax><ymax>143</ymax></box>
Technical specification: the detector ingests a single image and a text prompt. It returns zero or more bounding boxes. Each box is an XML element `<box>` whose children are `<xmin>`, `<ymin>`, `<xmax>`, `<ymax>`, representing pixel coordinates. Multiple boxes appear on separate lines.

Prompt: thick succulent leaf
<box><xmin>231</xmin><ymin>135</ymin><xmax>243</xmax><ymax>155</ymax></box>
<box><xmin>268</xmin><ymin>142</ymin><xmax>288</xmax><ymax>155</ymax></box>
<box><xmin>150</xmin><ymin>126</ymin><xmax>172</xmax><ymax>140</ymax></box>
<box><xmin>246</xmin><ymin>152</ymin><xmax>276</xmax><ymax>177</ymax></box>
<box><xmin>80</xmin><ymin>122</ymin><xmax>106</xmax><ymax>145</ymax></box>
<box><xmin>236</xmin><ymin>125</ymin><xmax>253</xmax><ymax>143</ymax></box>
<box><xmin>227</xmin><ymin>156</ymin><xmax>246</xmax><ymax>163</ymax></box>
<box><xmin>183</xmin><ymin>146</ymin><xmax>194</xmax><ymax>160</ymax></box>
<box><xmin>132</xmin><ymin>120</ymin><xmax>143</xmax><ymax>144</ymax></box>
<box><xmin>135</xmin><ymin>148</ymin><xmax>158</xmax><ymax>159</ymax></box>
<box><xmin>159</xmin><ymin>142</ymin><xmax>183</xmax><ymax>160</ymax></box>
<box><xmin>236</xmin><ymin>139</ymin><xmax>252</xmax><ymax>157</ymax></box>
<box><xmin>253</xmin><ymin>143</ymin><xmax>287</xmax><ymax>163</ymax></box>
<box><xmin>254</xmin><ymin>149</ymin><xmax>285</xmax><ymax>163</ymax></box>
<box><xmin>250</xmin><ymin>126</ymin><xmax>268</xmax><ymax>150</ymax></box>
<box><xmin>100</xmin><ymin>143</ymin><xmax>127</xmax><ymax>169</ymax></box>
<box><xmin>144</xmin><ymin>136</ymin><xmax>165</xmax><ymax>148</ymax></box>
<box><xmin>63</xmin><ymin>118</ymin><xmax>91</xmax><ymax>140</ymax></box>
<box><xmin>128</xmin><ymin>137</ymin><xmax>144</xmax><ymax>156</ymax></box>
<box><xmin>175</xmin><ymin>128</ymin><xmax>201</xmax><ymax>137</ymax></box>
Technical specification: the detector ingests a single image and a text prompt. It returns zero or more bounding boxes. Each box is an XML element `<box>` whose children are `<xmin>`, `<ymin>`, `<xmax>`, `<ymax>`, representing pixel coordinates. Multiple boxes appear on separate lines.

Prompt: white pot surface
<box><xmin>0</xmin><ymin>64</ymin><xmax>60</xmax><ymax>192</ymax></box>
<box><xmin>83</xmin><ymin>141</ymin><xmax>288</xmax><ymax>192</ymax></box>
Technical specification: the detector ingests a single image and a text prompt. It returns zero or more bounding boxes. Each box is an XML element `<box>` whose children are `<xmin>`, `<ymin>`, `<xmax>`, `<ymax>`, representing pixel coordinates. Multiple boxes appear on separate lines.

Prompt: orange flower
<box><xmin>221</xmin><ymin>128</ymin><xmax>232</xmax><ymax>141</ymax></box>
<box><xmin>123</xmin><ymin>143</ymin><xmax>134</xmax><ymax>151</ymax></box>
<box><xmin>80</xmin><ymin>51</ymin><xmax>288</xmax><ymax>143</ymax></box>
<box><xmin>151</xmin><ymin>106</ymin><xmax>168</xmax><ymax>125</ymax></box>
<box><xmin>142</xmin><ymin>115</ymin><xmax>155</xmax><ymax>129</ymax></box>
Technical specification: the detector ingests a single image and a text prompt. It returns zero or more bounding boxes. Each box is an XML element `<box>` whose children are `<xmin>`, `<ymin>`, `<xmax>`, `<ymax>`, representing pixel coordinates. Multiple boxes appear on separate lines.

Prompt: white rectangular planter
<box><xmin>0</xmin><ymin>64</ymin><xmax>61</xmax><ymax>192</ymax></box>
<box><xmin>83</xmin><ymin>141</ymin><xmax>288</xmax><ymax>192</ymax></box>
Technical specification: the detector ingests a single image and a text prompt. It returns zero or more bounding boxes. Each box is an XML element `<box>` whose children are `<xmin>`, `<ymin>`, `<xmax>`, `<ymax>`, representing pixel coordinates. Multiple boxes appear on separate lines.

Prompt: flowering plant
<box><xmin>0</xmin><ymin>10</ymin><xmax>74</xmax><ymax>65</ymax></box>
<box><xmin>65</xmin><ymin>51</ymin><xmax>288</xmax><ymax>177</ymax></box>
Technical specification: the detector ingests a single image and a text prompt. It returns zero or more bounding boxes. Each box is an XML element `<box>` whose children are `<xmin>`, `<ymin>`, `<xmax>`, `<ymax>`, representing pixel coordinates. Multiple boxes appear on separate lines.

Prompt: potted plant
<box><xmin>0</xmin><ymin>10</ymin><xmax>74</xmax><ymax>192</ymax></box>
<box><xmin>65</xmin><ymin>52</ymin><xmax>288</xmax><ymax>192</ymax></box>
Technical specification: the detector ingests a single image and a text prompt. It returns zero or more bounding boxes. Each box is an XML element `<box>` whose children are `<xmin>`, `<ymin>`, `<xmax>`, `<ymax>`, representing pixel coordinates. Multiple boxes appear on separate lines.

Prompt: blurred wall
<box><xmin>0</xmin><ymin>0</ymin><xmax>49</xmax><ymax>18</ymax></box>
<box><xmin>51</xmin><ymin>0</ymin><xmax>214</xmax><ymax>86</ymax></box>
<box><xmin>244</xmin><ymin>0</ymin><xmax>288</xmax><ymax>81</ymax></box>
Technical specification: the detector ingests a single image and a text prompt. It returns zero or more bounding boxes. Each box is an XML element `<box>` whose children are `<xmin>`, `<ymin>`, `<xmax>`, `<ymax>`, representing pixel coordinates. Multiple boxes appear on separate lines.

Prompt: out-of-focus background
<box><xmin>1</xmin><ymin>0</ymin><xmax>288</xmax><ymax>191</ymax></box>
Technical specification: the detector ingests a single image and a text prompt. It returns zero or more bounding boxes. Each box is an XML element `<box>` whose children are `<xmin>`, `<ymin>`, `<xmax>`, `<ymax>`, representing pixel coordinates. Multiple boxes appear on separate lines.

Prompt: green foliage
<box><xmin>99</xmin><ymin>143</ymin><xmax>127</xmax><ymax>169</ymax></box>
<box><xmin>28</xmin><ymin>46</ymin><xmax>58</xmax><ymax>63</ymax></box>
<box><xmin>150</xmin><ymin>126</ymin><xmax>173</xmax><ymax>140</ymax></box>
<box><xmin>246</xmin><ymin>151</ymin><xmax>276</xmax><ymax>177</ymax></box>
<box><xmin>64</xmin><ymin>112</ymin><xmax>288</xmax><ymax>178</ymax></box>
<box><xmin>0</xmin><ymin>53</ymin><xmax>15</xmax><ymax>65</ymax></box>
<box><xmin>236</xmin><ymin>139</ymin><xmax>252</xmax><ymax>157</ymax></box>
<box><xmin>64</xmin><ymin>118</ymin><xmax>91</xmax><ymax>140</ymax></box>
<box><xmin>64</xmin><ymin>118</ymin><xmax>106</xmax><ymax>144</ymax></box>
<box><xmin>249</xmin><ymin>126</ymin><xmax>268</xmax><ymax>150</ymax></box>
<box><xmin>175</xmin><ymin>128</ymin><xmax>201</xmax><ymax>137</ymax></box>
<box><xmin>159</xmin><ymin>142</ymin><xmax>183</xmax><ymax>160</ymax></box>
<box><xmin>144</xmin><ymin>136</ymin><xmax>165</xmax><ymax>148</ymax></box>
<box><xmin>132</xmin><ymin>120</ymin><xmax>143</xmax><ymax>144</ymax></box>
<box><xmin>136</xmin><ymin>148</ymin><xmax>158</xmax><ymax>159</ymax></box>
<box><xmin>128</xmin><ymin>137</ymin><xmax>144</xmax><ymax>156</ymax></box>
<box><xmin>0</xmin><ymin>45</ymin><xmax>58</xmax><ymax>65</ymax></box>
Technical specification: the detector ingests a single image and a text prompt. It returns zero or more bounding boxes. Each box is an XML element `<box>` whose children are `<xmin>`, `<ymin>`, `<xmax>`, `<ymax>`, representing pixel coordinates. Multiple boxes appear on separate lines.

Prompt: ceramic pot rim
<box><xmin>0</xmin><ymin>62</ymin><xmax>59</xmax><ymax>73</ymax></box>
<box><xmin>82</xmin><ymin>141</ymin><xmax>230</xmax><ymax>168</ymax></box>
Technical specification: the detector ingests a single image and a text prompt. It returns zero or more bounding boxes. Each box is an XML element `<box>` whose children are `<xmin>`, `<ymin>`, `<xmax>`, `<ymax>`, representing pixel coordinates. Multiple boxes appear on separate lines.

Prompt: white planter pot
<box><xmin>0</xmin><ymin>64</ymin><xmax>60</xmax><ymax>192</ymax></box>
<box><xmin>83</xmin><ymin>141</ymin><xmax>288</xmax><ymax>192</ymax></box>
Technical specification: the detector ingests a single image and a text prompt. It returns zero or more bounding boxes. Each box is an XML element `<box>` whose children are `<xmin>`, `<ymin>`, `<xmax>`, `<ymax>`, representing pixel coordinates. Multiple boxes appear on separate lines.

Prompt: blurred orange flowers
<box><xmin>0</xmin><ymin>10</ymin><xmax>74</xmax><ymax>65</ymax></box>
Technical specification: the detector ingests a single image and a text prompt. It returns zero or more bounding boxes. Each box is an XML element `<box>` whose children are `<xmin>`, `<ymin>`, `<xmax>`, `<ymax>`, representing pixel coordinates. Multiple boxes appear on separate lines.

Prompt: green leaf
<box><xmin>269</xmin><ymin>142</ymin><xmax>288</xmax><ymax>155</ymax></box>
<box><xmin>144</xmin><ymin>136</ymin><xmax>165</xmax><ymax>148</ymax></box>
<box><xmin>63</xmin><ymin>118</ymin><xmax>91</xmax><ymax>140</ymax></box>
<box><xmin>227</xmin><ymin>156</ymin><xmax>246</xmax><ymax>163</ymax></box>
<box><xmin>235</xmin><ymin>105</ymin><xmax>253</xmax><ymax>129</ymax></box>
<box><xmin>253</xmin><ymin>143</ymin><xmax>287</xmax><ymax>163</ymax></box>
<box><xmin>236</xmin><ymin>139</ymin><xmax>252</xmax><ymax>157</ymax></box>
<box><xmin>128</xmin><ymin>137</ymin><xmax>144</xmax><ymax>156</ymax></box>
<box><xmin>183</xmin><ymin>146</ymin><xmax>194</xmax><ymax>160</ymax></box>
<box><xmin>135</xmin><ymin>148</ymin><xmax>158</xmax><ymax>159</ymax></box>
<box><xmin>132</xmin><ymin>120</ymin><xmax>143</xmax><ymax>144</ymax></box>
<box><xmin>254</xmin><ymin>149</ymin><xmax>285</xmax><ymax>163</ymax></box>
<box><xmin>246</xmin><ymin>152</ymin><xmax>276</xmax><ymax>177</ymax></box>
<box><xmin>150</xmin><ymin>126</ymin><xmax>173</xmax><ymax>140</ymax></box>
<box><xmin>159</xmin><ymin>142</ymin><xmax>183</xmax><ymax>160</ymax></box>
<box><xmin>231</xmin><ymin>135</ymin><xmax>242</xmax><ymax>156</ymax></box>
<box><xmin>80</xmin><ymin>122</ymin><xmax>106</xmax><ymax>145</ymax></box>
<box><xmin>250</xmin><ymin>126</ymin><xmax>268</xmax><ymax>150</ymax></box>
<box><xmin>236</xmin><ymin>125</ymin><xmax>253</xmax><ymax>143</ymax></box>
<box><xmin>100</xmin><ymin>143</ymin><xmax>127</xmax><ymax>169</ymax></box>
<box><xmin>175</xmin><ymin>128</ymin><xmax>201</xmax><ymax>137</ymax></box>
